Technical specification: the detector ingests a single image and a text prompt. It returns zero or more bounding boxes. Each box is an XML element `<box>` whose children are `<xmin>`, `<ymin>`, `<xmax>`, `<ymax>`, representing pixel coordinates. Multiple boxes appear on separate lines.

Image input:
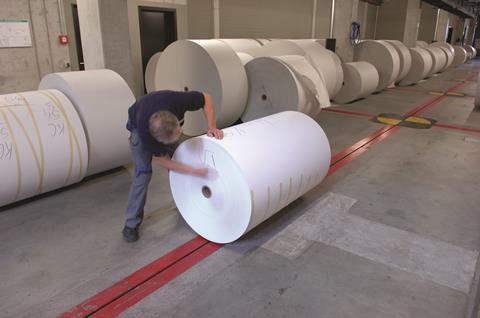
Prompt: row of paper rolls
<box><xmin>0</xmin><ymin>70</ymin><xmax>135</xmax><ymax>207</ymax></box>
<box><xmin>149</xmin><ymin>38</ymin><xmax>474</xmax><ymax>136</ymax></box>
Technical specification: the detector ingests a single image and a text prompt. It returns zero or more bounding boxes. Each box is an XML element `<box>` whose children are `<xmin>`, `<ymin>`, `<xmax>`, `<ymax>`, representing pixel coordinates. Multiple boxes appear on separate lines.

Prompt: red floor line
<box><xmin>323</xmin><ymin>108</ymin><xmax>375</xmax><ymax>118</ymax></box>
<box><xmin>59</xmin><ymin>236</ymin><xmax>209</xmax><ymax>318</ymax></box>
<box><xmin>91</xmin><ymin>242</ymin><xmax>222</xmax><ymax>318</ymax></box>
<box><xmin>58</xmin><ymin>73</ymin><xmax>475</xmax><ymax>318</ymax></box>
<box><xmin>435</xmin><ymin>123</ymin><xmax>480</xmax><ymax>134</ymax></box>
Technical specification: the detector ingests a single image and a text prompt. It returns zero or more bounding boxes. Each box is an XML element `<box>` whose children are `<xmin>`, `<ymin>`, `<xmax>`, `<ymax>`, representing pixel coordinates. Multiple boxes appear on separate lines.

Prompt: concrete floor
<box><xmin>1</xmin><ymin>60</ymin><xmax>480</xmax><ymax>318</ymax></box>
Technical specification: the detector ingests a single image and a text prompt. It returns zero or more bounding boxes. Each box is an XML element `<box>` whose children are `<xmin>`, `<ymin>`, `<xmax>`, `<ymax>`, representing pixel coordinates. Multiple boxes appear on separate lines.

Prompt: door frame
<box><xmin>137</xmin><ymin>6</ymin><xmax>178</xmax><ymax>74</ymax></box>
<box><xmin>127</xmin><ymin>1</ymin><xmax>188</xmax><ymax>97</ymax></box>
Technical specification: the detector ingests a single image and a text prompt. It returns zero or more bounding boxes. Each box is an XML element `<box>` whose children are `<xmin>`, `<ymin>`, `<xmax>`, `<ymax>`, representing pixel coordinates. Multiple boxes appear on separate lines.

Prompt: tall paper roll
<box><xmin>154</xmin><ymin>40</ymin><xmax>248</xmax><ymax>136</ymax></box>
<box><xmin>424</xmin><ymin>46</ymin><xmax>447</xmax><ymax>75</ymax></box>
<box><xmin>416</xmin><ymin>41</ymin><xmax>429</xmax><ymax>48</ymax></box>
<box><xmin>385</xmin><ymin>40</ymin><xmax>412</xmax><ymax>83</ymax></box>
<box><xmin>242</xmin><ymin>57</ymin><xmax>310</xmax><ymax>122</ymax></box>
<box><xmin>333</xmin><ymin>62</ymin><xmax>379</xmax><ymax>104</ymax></box>
<box><xmin>354</xmin><ymin>40</ymin><xmax>400</xmax><ymax>92</ymax></box>
<box><xmin>431</xmin><ymin>42</ymin><xmax>454</xmax><ymax>70</ymax></box>
<box><xmin>452</xmin><ymin>46</ymin><xmax>468</xmax><ymax>67</ymax></box>
<box><xmin>219</xmin><ymin>39</ymin><xmax>262</xmax><ymax>56</ymax></box>
<box><xmin>0</xmin><ymin>89</ymin><xmax>88</xmax><ymax>207</ymax></box>
<box><xmin>170</xmin><ymin>111</ymin><xmax>331</xmax><ymax>243</ymax></box>
<box><xmin>273</xmin><ymin>55</ymin><xmax>330</xmax><ymax>112</ymax></box>
<box><xmin>464</xmin><ymin>45</ymin><xmax>477</xmax><ymax>60</ymax></box>
<box><xmin>39</xmin><ymin>69</ymin><xmax>135</xmax><ymax>176</ymax></box>
<box><xmin>145</xmin><ymin>52</ymin><xmax>162</xmax><ymax>93</ymax></box>
<box><xmin>236</xmin><ymin>52</ymin><xmax>254</xmax><ymax>66</ymax></box>
<box><xmin>258</xmin><ymin>40</ymin><xmax>343</xmax><ymax>98</ymax></box>
<box><xmin>399</xmin><ymin>47</ymin><xmax>433</xmax><ymax>86</ymax></box>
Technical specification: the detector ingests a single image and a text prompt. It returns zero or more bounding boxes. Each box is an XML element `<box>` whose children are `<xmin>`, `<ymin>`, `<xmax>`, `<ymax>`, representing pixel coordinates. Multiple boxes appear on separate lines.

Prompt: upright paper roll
<box><xmin>170</xmin><ymin>111</ymin><xmax>331</xmax><ymax>243</ymax></box>
<box><xmin>464</xmin><ymin>45</ymin><xmax>477</xmax><ymax>59</ymax></box>
<box><xmin>242</xmin><ymin>57</ymin><xmax>313</xmax><ymax>121</ymax></box>
<box><xmin>385</xmin><ymin>40</ymin><xmax>412</xmax><ymax>83</ymax></box>
<box><xmin>399</xmin><ymin>47</ymin><xmax>433</xmax><ymax>86</ymax></box>
<box><xmin>219</xmin><ymin>39</ymin><xmax>262</xmax><ymax>56</ymax></box>
<box><xmin>354</xmin><ymin>40</ymin><xmax>400</xmax><ymax>92</ymax></box>
<box><xmin>424</xmin><ymin>46</ymin><xmax>447</xmax><ymax>75</ymax></box>
<box><xmin>0</xmin><ymin>89</ymin><xmax>88</xmax><ymax>207</ymax></box>
<box><xmin>145</xmin><ymin>52</ymin><xmax>162</xmax><ymax>93</ymax></box>
<box><xmin>333</xmin><ymin>62</ymin><xmax>379</xmax><ymax>104</ymax></box>
<box><xmin>274</xmin><ymin>55</ymin><xmax>330</xmax><ymax>112</ymax></box>
<box><xmin>154</xmin><ymin>40</ymin><xmax>248</xmax><ymax>136</ymax></box>
<box><xmin>258</xmin><ymin>40</ymin><xmax>343</xmax><ymax>97</ymax></box>
<box><xmin>416</xmin><ymin>41</ymin><xmax>429</xmax><ymax>48</ymax></box>
<box><xmin>236</xmin><ymin>52</ymin><xmax>254</xmax><ymax>66</ymax></box>
<box><xmin>39</xmin><ymin>69</ymin><xmax>135</xmax><ymax>176</ymax></box>
<box><xmin>452</xmin><ymin>46</ymin><xmax>469</xmax><ymax>67</ymax></box>
<box><xmin>431</xmin><ymin>42</ymin><xmax>454</xmax><ymax>69</ymax></box>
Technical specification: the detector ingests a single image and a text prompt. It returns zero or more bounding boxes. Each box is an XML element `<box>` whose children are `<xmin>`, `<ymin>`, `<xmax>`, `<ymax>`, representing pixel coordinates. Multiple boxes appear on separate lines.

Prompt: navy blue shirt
<box><xmin>127</xmin><ymin>90</ymin><xmax>205</xmax><ymax>156</ymax></box>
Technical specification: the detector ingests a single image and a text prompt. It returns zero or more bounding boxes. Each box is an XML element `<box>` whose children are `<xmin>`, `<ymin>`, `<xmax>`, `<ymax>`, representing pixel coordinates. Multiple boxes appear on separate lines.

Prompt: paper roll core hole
<box><xmin>184</xmin><ymin>86</ymin><xmax>189</xmax><ymax>92</ymax></box>
<box><xmin>202</xmin><ymin>186</ymin><xmax>212</xmax><ymax>199</ymax></box>
<box><xmin>261</xmin><ymin>94</ymin><xmax>267</xmax><ymax>101</ymax></box>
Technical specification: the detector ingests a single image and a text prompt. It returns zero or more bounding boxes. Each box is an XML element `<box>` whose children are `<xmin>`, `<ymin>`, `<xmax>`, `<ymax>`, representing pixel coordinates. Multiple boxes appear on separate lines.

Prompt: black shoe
<box><xmin>122</xmin><ymin>226</ymin><xmax>139</xmax><ymax>242</ymax></box>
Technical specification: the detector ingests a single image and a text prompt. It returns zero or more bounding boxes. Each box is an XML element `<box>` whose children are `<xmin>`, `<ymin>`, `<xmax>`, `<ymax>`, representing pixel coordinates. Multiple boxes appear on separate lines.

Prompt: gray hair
<box><xmin>149</xmin><ymin>111</ymin><xmax>180</xmax><ymax>143</ymax></box>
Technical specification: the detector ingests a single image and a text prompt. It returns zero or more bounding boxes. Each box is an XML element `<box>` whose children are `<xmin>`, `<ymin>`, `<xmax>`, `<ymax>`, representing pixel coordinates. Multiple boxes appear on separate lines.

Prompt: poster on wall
<box><xmin>0</xmin><ymin>19</ymin><xmax>32</xmax><ymax>48</ymax></box>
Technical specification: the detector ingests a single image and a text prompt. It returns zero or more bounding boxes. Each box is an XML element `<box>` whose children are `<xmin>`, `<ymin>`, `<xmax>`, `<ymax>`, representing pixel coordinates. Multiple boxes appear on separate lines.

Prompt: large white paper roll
<box><xmin>236</xmin><ymin>52</ymin><xmax>254</xmax><ymax>66</ymax></box>
<box><xmin>333</xmin><ymin>62</ymin><xmax>379</xmax><ymax>104</ymax></box>
<box><xmin>452</xmin><ymin>46</ymin><xmax>469</xmax><ymax>67</ymax></box>
<box><xmin>431</xmin><ymin>42</ymin><xmax>454</xmax><ymax>70</ymax></box>
<box><xmin>385</xmin><ymin>40</ymin><xmax>412</xmax><ymax>83</ymax></box>
<box><xmin>464</xmin><ymin>45</ymin><xmax>477</xmax><ymax>60</ymax></box>
<box><xmin>258</xmin><ymin>40</ymin><xmax>343</xmax><ymax>98</ymax></box>
<box><xmin>39</xmin><ymin>69</ymin><xmax>135</xmax><ymax>176</ymax></box>
<box><xmin>0</xmin><ymin>89</ymin><xmax>88</xmax><ymax>207</ymax></box>
<box><xmin>219</xmin><ymin>39</ymin><xmax>262</xmax><ymax>56</ymax></box>
<box><xmin>242</xmin><ymin>57</ymin><xmax>310</xmax><ymax>122</ymax></box>
<box><xmin>399</xmin><ymin>47</ymin><xmax>433</xmax><ymax>86</ymax></box>
<box><xmin>145</xmin><ymin>52</ymin><xmax>162</xmax><ymax>93</ymax></box>
<box><xmin>416</xmin><ymin>41</ymin><xmax>429</xmax><ymax>48</ymax></box>
<box><xmin>170</xmin><ymin>111</ymin><xmax>331</xmax><ymax>243</ymax></box>
<box><xmin>354</xmin><ymin>40</ymin><xmax>400</xmax><ymax>92</ymax></box>
<box><xmin>424</xmin><ymin>46</ymin><xmax>447</xmax><ymax>75</ymax></box>
<box><xmin>273</xmin><ymin>55</ymin><xmax>330</xmax><ymax>113</ymax></box>
<box><xmin>154</xmin><ymin>40</ymin><xmax>248</xmax><ymax>136</ymax></box>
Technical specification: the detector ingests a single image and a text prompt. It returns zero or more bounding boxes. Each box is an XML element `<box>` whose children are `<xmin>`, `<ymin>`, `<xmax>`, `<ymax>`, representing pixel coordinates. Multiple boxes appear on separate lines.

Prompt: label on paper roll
<box><xmin>154</xmin><ymin>40</ymin><xmax>248</xmax><ymax>136</ymax></box>
<box><xmin>0</xmin><ymin>89</ymin><xmax>88</xmax><ymax>207</ymax></box>
<box><xmin>39</xmin><ymin>69</ymin><xmax>135</xmax><ymax>176</ymax></box>
<box><xmin>170</xmin><ymin>111</ymin><xmax>331</xmax><ymax>243</ymax></box>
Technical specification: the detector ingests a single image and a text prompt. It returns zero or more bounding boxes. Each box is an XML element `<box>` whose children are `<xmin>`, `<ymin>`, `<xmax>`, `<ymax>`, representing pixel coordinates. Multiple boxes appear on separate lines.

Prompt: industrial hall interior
<box><xmin>2</xmin><ymin>0</ymin><xmax>480</xmax><ymax>317</ymax></box>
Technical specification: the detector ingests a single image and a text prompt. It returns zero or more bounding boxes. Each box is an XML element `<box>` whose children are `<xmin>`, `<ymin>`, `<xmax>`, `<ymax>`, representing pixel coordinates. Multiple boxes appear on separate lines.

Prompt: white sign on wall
<box><xmin>0</xmin><ymin>19</ymin><xmax>32</xmax><ymax>48</ymax></box>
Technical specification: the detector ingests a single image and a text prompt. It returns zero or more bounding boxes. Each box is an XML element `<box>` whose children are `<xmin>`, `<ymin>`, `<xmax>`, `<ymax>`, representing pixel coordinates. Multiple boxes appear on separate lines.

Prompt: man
<box><xmin>123</xmin><ymin>90</ymin><xmax>224</xmax><ymax>242</ymax></box>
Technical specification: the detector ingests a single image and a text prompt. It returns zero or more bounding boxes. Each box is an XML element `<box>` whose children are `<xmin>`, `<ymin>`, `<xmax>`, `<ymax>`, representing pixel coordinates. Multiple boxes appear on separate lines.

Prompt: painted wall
<box><xmin>375</xmin><ymin>0</ymin><xmax>407</xmax><ymax>41</ymax></box>
<box><xmin>358</xmin><ymin>2</ymin><xmax>377</xmax><ymax>39</ymax></box>
<box><xmin>0</xmin><ymin>0</ymin><xmax>70</xmax><ymax>94</ymax></box>
<box><xmin>435</xmin><ymin>9</ymin><xmax>449</xmax><ymax>42</ymax></box>
<box><xmin>417</xmin><ymin>2</ymin><xmax>436</xmax><ymax>43</ymax></box>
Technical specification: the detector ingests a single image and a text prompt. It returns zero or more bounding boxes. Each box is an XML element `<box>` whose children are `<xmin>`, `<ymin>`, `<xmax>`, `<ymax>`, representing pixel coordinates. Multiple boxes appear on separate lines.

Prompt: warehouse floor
<box><xmin>1</xmin><ymin>60</ymin><xmax>480</xmax><ymax>318</ymax></box>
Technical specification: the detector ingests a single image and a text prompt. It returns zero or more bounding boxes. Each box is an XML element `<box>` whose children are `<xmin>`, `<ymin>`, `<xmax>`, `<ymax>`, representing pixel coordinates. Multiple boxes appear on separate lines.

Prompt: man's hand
<box><xmin>207</xmin><ymin>127</ymin><xmax>224</xmax><ymax>139</ymax></box>
<box><xmin>191</xmin><ymin>167</ymin><xmax>209</xmax><ymax>176</ymax></box>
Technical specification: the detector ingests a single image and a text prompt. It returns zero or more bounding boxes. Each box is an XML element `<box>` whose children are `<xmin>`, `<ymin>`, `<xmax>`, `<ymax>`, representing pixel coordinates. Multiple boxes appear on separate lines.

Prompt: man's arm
<box><xmin>203</xmin><ymin>92</ymin><xmax>224</xmax><ymax>139</ymax></box>
<box><xmin>155</xmin><ymin>156</ymin><xmax>208</xmax><ymax>176</ymax></box>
